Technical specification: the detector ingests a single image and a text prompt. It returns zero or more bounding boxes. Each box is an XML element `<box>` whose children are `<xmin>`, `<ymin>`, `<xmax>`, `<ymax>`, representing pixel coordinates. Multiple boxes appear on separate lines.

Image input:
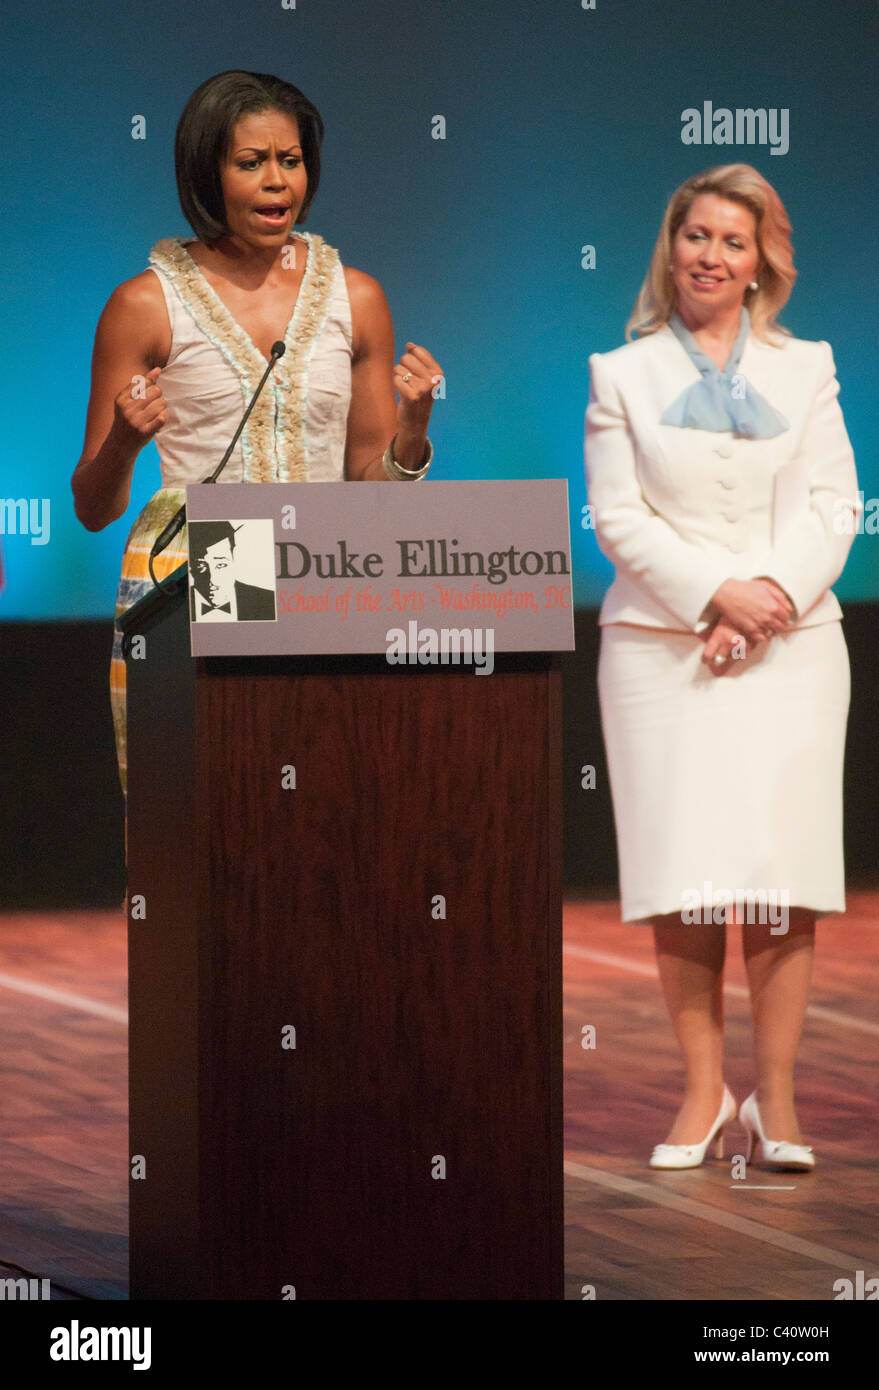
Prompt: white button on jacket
<box><xmin>584</xmin><ymin>322</ymin><xmax>862</xmax><ymax>633</ymax></box>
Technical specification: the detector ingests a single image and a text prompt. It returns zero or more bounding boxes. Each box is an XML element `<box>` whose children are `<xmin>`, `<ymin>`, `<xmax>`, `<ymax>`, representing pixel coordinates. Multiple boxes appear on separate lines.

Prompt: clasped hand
<box><xmin>702</xmin><ymin>577</ymin><xmax>794</xmax><ymax>675</ymax></box>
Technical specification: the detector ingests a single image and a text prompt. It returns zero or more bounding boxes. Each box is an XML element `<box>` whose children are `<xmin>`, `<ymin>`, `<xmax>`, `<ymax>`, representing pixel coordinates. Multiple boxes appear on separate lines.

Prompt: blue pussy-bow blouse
<box><xmin>661</xmin><ymin>307</ymin><xmax>789</xmax><ymax>438</ymax></box>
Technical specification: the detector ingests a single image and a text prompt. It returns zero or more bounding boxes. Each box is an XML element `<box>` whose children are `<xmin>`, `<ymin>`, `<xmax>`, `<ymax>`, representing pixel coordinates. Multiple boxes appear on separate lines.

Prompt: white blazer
<box><xmin>584</xmin><ymin>324</ymin><xmax>861</xmax><ymax>632</ymax></box>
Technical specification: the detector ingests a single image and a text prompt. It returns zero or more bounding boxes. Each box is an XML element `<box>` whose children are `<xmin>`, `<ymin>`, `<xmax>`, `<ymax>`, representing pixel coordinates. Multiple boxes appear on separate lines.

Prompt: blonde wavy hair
<box><xmin>626</xmin><ymin>164</ymin><xmax>796</xmax><ymax>343</ymax></box>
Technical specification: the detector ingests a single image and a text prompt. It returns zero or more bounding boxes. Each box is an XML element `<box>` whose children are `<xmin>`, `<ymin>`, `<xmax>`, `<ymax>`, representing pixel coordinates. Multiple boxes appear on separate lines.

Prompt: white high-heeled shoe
<box><xmin>649</xmin><ymin>1084</ymin><xmax>738</xmax><ymax>1169</ymax></box>
<box><xmin>738</xmin><ymin>1091</ymin><xmax>815</xmax><ymax>1171</ymax></box>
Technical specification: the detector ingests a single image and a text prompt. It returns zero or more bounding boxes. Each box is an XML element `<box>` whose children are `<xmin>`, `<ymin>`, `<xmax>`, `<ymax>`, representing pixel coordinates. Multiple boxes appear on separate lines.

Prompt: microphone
<box><xmin>149</xmin><ymin>340</ymin><xmax>287</xmax><ymax>587</ymax></box>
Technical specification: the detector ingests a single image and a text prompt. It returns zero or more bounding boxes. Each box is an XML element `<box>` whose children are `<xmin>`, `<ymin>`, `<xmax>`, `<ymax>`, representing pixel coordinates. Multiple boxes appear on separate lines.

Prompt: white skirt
<box><xmin>597</xmin><ymin>621</ymin><xmax>850</xmax><ymax>923</ymax></box>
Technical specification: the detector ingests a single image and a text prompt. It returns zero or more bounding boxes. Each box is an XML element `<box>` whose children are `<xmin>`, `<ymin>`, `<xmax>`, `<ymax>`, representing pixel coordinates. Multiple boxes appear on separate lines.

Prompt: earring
<box><xmin>749</xmin><ymin>280</ymin><xmax>759</xmax><ymax>291</ymax></box>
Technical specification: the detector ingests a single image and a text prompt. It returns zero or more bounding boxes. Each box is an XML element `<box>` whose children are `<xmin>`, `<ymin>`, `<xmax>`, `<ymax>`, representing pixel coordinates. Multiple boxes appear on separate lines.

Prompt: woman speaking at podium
<box><xmin>584</xmin><ymin>165</ymin><xmax>860</xmax><ymax>1172</ymax></box>
<box><xmin>72</xmin><ymin>69</ymin><xmax>443</xmax><ymax>794</ymax></box>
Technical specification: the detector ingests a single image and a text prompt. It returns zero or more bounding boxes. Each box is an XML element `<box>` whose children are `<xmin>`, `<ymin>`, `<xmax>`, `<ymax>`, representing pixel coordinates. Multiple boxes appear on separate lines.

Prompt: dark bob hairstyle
<box><xmin>175</xmin><ymin>70</ymin><xmax>324</xmax><ymax>245</ymax></box>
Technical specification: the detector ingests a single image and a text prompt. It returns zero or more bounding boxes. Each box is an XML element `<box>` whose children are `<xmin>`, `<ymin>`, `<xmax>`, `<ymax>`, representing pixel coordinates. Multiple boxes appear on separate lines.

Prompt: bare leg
<box><xmin>742</xmin><ymin>908</ymin><xmax>816</xmax><ymax>1143</ymax></box>
<box><xmin>652</xmin><ymin>912</ymin><xmax>727</xmax><ymax>1144</ymax></box>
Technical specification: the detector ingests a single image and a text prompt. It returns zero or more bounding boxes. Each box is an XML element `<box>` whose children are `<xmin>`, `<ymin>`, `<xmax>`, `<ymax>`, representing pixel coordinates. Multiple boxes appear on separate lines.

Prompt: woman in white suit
<box><xmin>584</xmin><ymin>164</ymin><xmax>861</xmax><ymax>1171</ymax></box>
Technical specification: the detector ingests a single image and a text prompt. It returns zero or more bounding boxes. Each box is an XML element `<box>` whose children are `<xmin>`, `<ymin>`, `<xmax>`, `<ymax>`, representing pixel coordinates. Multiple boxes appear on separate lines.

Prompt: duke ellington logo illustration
<box><xmin>188</xmin><ymin>520</ymin><xmax>277</xmax><ymax>623</ymax></box>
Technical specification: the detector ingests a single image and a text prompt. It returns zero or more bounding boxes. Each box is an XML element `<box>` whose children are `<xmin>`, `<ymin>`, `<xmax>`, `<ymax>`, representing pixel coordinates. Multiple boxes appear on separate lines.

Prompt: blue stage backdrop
<box><xmin>1</xmin><ymin>0</ymin><xmax>875</xmax><ymax>617</ymax></box>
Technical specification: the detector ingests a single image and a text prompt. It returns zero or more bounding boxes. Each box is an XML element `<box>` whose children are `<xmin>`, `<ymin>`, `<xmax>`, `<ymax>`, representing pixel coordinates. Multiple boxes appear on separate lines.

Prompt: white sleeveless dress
<box><xmin>110</xmin><ymin>230</ymin><xmax>352</xmax><ymax>791</ymax></box>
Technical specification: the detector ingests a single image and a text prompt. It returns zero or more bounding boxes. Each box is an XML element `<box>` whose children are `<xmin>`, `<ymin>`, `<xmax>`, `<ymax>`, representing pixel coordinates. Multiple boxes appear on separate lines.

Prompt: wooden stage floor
<box><xmin>1</xmin><ymin>896</ymin><xmax>876</xmax><ymax>1301</ymax></box>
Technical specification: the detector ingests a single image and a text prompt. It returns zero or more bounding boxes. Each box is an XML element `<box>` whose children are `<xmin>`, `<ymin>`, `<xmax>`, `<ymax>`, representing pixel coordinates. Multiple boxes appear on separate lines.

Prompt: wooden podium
<box><xmin>124</xmin><ymin>525</ymin><xmax>565</xmax><ymax>1300</ymax></box>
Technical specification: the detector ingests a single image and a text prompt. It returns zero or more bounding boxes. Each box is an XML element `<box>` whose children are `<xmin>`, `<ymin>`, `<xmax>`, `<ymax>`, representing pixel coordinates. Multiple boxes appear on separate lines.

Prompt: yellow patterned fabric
<box><xmin>110</xmin><ymin>488</ymin><xmax>187</xmax><ymax>796</ymax></box>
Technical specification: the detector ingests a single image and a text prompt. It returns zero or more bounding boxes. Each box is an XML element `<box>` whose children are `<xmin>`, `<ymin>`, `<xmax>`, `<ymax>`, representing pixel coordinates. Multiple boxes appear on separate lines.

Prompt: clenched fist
<box><xmin>113</xmin><ymin>365</ymin><xmax>168</xmax><ymax>446</ymax></box>
<box><xmin>392</xmin><ymin>342</ymin><xmax>443</xmax><ymax>434</ymax></box>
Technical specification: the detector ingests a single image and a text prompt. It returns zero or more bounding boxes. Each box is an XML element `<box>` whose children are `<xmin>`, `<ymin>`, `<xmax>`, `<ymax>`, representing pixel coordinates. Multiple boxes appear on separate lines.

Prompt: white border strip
<box><xmin>0</xmin><ymin>972</ymin><xmax>127</xmax><ymax>1025</ymax></box>
<box><xmin>0</xmin><ymin>943</ymin><xmax>871</xmax><ymax>1038</ymax></box>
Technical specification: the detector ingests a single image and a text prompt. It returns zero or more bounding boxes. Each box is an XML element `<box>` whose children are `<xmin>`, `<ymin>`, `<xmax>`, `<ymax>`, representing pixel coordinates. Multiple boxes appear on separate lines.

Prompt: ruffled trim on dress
<box><xmin>148</xmin><ymin>231</ymin><xmax>340</xmax><ymax>482</ymax></box>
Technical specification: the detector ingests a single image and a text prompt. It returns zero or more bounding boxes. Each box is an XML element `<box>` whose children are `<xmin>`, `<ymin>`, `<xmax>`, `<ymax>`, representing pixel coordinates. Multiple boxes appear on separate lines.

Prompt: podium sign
<box><xmin>185</xmin><ymin>479</ymin><xmax>574</xmax><ymax>657</ymax></box>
